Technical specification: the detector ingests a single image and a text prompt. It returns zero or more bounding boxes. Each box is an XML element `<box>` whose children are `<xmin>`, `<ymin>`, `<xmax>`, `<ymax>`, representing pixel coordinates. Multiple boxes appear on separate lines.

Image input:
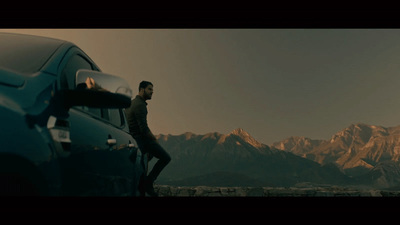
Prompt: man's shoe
<box><xmin>145</xmin><ymin>178</ymin><xmax>158</xmax><ymax>197</ymax></box>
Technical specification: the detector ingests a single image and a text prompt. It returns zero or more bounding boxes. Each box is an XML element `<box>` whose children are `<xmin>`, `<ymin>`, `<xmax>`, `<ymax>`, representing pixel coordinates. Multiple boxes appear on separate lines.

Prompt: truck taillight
<box><xmin>47</xmin><ymin>116</ymin><xmax>71</xmax><ymax>155</ymax></box>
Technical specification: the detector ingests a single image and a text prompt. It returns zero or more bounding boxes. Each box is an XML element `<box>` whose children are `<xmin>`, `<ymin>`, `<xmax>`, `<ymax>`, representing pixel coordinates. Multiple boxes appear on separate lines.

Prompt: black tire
<box><xmin>0</xmin><ymin>154</ymin><xmax>47</xmax><ymax>196</ymax></box>
<box><xmin>0</xmin><ymin>173</ymin><xmax>41</xmax><ymax>196</ymax></box>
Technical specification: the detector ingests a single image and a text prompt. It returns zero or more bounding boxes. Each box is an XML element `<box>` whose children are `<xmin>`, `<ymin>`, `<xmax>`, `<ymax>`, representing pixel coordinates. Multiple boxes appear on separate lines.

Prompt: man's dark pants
<box><xmin>135</xmin><ymin>138</ymin><xmax>171</xmax><ymax>182</ymax></box>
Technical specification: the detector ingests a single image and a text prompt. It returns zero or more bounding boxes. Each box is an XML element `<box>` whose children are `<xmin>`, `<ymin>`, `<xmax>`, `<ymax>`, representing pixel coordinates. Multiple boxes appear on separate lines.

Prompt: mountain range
<box><xmin>152</xmin><ymin>128</ymin><xmax>351</xmax><ymax>188</ymax></box>
<box><xmin>151</xmin><ymin>124</ymin><xmax>400</xmax><ymax>189</ymax></box>
<box><xmin>271</xmin><ymin>123</ymin><xmax>400</xmax><ymax>188</ymax></box>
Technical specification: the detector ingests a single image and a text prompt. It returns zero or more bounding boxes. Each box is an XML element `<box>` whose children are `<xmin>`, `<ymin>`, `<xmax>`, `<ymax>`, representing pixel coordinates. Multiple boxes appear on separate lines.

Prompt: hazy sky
<box><xmin>3</xmin><ymin>29</ymin><xmax>400</xmax><ymax>145</ymax></box>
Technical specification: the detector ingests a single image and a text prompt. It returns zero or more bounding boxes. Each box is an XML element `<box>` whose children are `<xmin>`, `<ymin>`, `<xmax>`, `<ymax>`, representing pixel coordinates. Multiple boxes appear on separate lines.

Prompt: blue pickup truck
<box><xmin>0</xmin><ymin>32</ymin><xmax>146</xmax><ymax>196</ymax></box>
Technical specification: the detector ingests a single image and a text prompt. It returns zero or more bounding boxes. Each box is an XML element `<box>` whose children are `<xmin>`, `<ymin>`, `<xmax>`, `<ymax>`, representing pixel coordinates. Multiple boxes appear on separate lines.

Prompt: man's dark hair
<box><xmin>139</xmin><ymin>81</ymin><xmax>153</xmax><ymax>91</ymax></box>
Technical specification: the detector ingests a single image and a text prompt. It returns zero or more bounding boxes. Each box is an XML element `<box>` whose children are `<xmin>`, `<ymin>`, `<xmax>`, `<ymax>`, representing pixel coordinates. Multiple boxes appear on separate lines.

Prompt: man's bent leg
<box><xmin>145</xmin><ymin>140</ymin><xmax>171</xmax><ymax>182</ymax></box>
<box><xmin>139</xmin><ymin>140</ymin><xmax>171</xmax><ymax>197</ymax></box>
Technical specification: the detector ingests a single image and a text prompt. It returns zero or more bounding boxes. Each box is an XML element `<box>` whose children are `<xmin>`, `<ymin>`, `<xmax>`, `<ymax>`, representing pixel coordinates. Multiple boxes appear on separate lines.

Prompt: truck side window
<box><xmin>61</xmin><ymin>54</ymin><xmax>101</xmax><ymax>118</ymax></box>
<box><xmin>100</xmin><ymin>108</ymin><xmax>123</xmax><ymax>127</ymax></box>
<box><xmin>61</xmin><ymin>54</ymin><xmax>93</xmax><ymax>90</ymax></box>
<box><xmin>108</xmin><ymin>109</ymin><xmax>123</xmax><ymax>127</ymax></box>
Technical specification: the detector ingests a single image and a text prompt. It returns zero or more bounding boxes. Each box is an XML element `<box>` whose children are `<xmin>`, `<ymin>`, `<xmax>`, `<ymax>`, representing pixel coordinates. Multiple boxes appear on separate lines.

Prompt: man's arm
<box><xmin>133</xmin><ymin>103</ymin><xmax>156</xmax><ymax>140</ymax></box>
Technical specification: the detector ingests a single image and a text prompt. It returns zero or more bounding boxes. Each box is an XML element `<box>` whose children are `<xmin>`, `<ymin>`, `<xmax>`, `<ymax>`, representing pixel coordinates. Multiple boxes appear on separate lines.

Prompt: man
<box><xmin>125</xmin><ymin>81</ymin><xmax>171</xmax><ymax>197</ymax></box>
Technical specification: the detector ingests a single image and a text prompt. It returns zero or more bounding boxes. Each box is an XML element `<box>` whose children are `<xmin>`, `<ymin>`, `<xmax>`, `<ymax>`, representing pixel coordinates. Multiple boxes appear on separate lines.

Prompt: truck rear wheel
<box><xmin>0</xmin><ymin>173</ymin><xmax>41</xmax><ymax>196</ymax></box>
<box><xmin>0</xmin><ymin>154</ymin><xmax>47</xmax><ymax>196</ymax></box>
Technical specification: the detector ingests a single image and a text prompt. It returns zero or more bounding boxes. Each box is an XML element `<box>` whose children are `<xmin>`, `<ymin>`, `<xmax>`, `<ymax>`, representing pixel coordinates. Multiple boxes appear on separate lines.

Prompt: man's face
<box><xmin>143</xmin><ymin>85</ymin><xmax>153</xmax><ymax>100</ymax></box>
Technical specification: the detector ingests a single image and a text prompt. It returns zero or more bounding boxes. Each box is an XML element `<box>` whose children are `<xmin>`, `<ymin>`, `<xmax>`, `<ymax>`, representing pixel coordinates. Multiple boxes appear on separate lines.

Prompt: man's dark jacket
<box><xmin>125</xmin><ymin>95</ymin><xmax>151</xmax><ymax>139</ymax></box>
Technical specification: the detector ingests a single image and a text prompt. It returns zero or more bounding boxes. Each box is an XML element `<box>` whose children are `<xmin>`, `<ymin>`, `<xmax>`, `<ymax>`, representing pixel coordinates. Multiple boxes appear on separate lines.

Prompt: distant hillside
<box><xmin>153</xmin><ymin>128</ymin><xmax>352</xmax><ymax>187</ymax></box>
<box><xmin>272</xmin><ymin>123</ymin><xmax>400</xmax><ymax>188</ymax></box>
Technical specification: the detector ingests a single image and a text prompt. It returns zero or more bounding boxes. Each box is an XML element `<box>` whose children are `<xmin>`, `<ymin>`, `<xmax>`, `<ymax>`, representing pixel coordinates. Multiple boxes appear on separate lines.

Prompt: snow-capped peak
<box><xmin>229</xmin><ymin>128</ymin><xmax>264</xmax><ymax>149</ymax></box>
